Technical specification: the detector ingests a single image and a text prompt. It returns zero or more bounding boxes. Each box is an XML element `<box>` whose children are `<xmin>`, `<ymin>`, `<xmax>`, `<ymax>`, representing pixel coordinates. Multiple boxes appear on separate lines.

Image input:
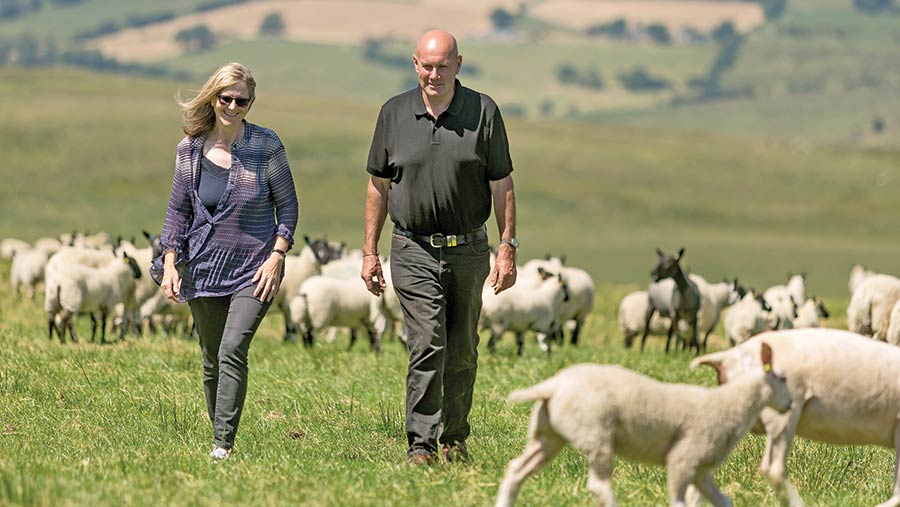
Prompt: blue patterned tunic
<box><xmin>150</xmin><ymin>121</ymin><xmax>298</xmax><ymax>301</ymax></box>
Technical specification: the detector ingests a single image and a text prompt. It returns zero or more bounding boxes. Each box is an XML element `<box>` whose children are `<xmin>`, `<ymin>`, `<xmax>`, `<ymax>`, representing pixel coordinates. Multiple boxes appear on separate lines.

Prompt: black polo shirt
<box><xmin>366</xmin><ymin>80</ymin><xmax>513</xmax><ymax>235</ymax></box>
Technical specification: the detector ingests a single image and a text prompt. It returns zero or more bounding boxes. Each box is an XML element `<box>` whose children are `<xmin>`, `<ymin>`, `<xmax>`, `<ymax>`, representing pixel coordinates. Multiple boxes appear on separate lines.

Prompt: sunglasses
<box><xmin>217</xmin><ymin>94</ymin><xmax>251</xmax><ymax>107</ymax></box>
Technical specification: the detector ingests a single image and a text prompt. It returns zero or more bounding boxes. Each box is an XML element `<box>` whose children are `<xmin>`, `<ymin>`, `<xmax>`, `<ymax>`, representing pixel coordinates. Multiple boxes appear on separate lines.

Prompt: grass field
<box><xmin>0</xmin><ymin>254</ymin><xmax>896</xmax><ymax>507</ymax></box>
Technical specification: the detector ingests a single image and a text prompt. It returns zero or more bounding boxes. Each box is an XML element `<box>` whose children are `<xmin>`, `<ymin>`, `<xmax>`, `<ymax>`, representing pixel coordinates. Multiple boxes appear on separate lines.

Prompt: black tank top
<box><xmin>198</xmin><ymin>155</ymin><xmax>230</xmax><ymax>215</ymax></box>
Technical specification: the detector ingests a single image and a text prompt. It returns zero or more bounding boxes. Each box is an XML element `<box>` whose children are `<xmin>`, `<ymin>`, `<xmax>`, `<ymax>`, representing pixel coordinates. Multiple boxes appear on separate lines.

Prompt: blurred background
<box><xmin>1</xmin><ymin>0</ymin><xmax>898</xmax><ymax>297</ymax></box>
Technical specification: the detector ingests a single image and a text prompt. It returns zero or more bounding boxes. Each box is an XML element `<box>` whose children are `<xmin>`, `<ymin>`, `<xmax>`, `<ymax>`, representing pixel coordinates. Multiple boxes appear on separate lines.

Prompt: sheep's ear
<box><xmin>304</xmin><ymin>234</ymin><xmax>312</xmax><ymax>246</ymax></box>
<box><xmin>537</xmin><ymin>267</ymin><xmax>547</xmax><ymax>279</ymax></box>
<box><xmin>760</xmin><ymin>341</ymin><xmax>774</xmax><ymax>373</ymax></box>
<box><xmin>690</xmin><ymin>351</ymin><xmax>729</xmax><ymax>385</ymax></box>
<box><xmin>142</xmin><ymin>230</ymin><xmax>153</xmax><ymax>241</ymax></box>
<box><xmin>544</xmin><ymin>252</ymin><xmax>551</xmax><ymax>260</ymax></box>
<box><xmin>677</xmin><ymin>247</ymin><xmax>685</xmax><ymax>259</ymax></box>
<box><xmin>560</xmin><ymin>254</ymin><xmax>567</xmax><ymax>265</ymax></box>
<box><xmin>655</xmin><ymin>248</ymin><xmax>664</xmax><ymax>257</ymax></box>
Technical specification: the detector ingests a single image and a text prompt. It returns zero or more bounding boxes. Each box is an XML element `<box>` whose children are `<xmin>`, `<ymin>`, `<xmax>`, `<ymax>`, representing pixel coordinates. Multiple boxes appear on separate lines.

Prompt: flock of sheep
<box><xmin>8</xmin><ymin>233</ymin><xmax>900</xmax><ymax>507</ymax></box>
<box><xmin>1</xmin><ymin>231</ymin><xmax>595</xmax><ymax>354</ymax></box>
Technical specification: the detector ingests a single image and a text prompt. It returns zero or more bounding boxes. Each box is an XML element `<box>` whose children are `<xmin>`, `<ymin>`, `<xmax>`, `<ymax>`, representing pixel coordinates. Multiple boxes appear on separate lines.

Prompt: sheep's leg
<box><xmin>666</xmin><ymin>317</ymin><xmax>679</xmax><ymax>353</ymax></box>
<box><xmin>516</xmin><ymin>332</ymin><xmax>525</xmax><ymax>356</ymax></box>
<box><xmin>585</xmin><ymin>449</ymin><xmax>617</xmax><ymax>507</ymax></box>
<box><xmin>640</xmin><ymin>308</ymin><xmax>655</xmax><ymax>352</ymax></box>
<box><xmin>100</xmin><ymin>310</ymin><xmax>109</xmax><ymax>344</ymax></box>
<box><xmin>66</xmin><ymin>313</ymin><xmax>79</xmax><ymax>344</ymax></box>
<box><xmin>692</xmin><ymin>472</ymin><xmax>732</xmax><ymax>507</ymax></box>
<box><xmin>759</xmin><ymin>408</ymin><xmax>805</xmax><ymax>507</ymax></box>
<box><xmin>689</xmin><ymin>315</ymin><xmax>700</xmax><ymax>353</ymax></box>
<box><xmin>495</xmin><ymin>436</ymin><xmax>566</xmax><ymax>507</ymax></box>
<box><xmin>487</xmin><ymin>330</ymin><xmax>500</xmax><ymax>354</ymax></box>
<box><xmin>89</xmin><ymin>314</ymin><xmax>98</xmax><ymax>342</ymax></box>
<box><xmin>569</xmin><ymin>318</ymin><xmax>582</xmax><ymax>346</ymax></box>
<box><xmin>536</xmin><ymin>332</ymin><xmax>551</xmax><ymax>355</ymax></box>
<box><xmin>874</xmin><ymin>421</ymin><xmax>900</xmax><ymax>507</ymax></box>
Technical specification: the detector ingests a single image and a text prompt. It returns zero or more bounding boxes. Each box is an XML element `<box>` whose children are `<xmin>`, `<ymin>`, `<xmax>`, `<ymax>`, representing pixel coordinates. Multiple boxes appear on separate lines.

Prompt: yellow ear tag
<box><xmin>764</xmin><ymin>363</ymin><xmax>772</xmax><ymax>373</ymax></box>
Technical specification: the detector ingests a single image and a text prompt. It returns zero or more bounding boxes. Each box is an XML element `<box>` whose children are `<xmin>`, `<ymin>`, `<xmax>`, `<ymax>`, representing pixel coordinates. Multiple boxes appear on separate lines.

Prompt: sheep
<box><xmin>763</xmin><ymin>274</ymin><xmax>805</xmax><ymax>330</ymax></box>
<box><xmin>10</xmin><ymin>247</ymin><xmax>48</xmax><ymax>299</ymax></box>
<box><xmin>1</xmin><ymin>238</ymin><xmax>29</xmax><ymax>259</ymax></box>
<box><xmin>44</xmin><ymin>246</ymin><xmax>120</xmax><ymax>341</ymax></box>
<box><xmin>139</xmin><ymin>290</ymin><xmax>193</xmax><ymax>338</ymax></box>
<box><xmin>849</xmin><ymin>264</ymin><xmax>875</xmax><ymax>295</ymax></box>
<box><xmin>46</xmin><ymin>252</ymin><xmax>142</xmax><ymax>344</ymax></box>
<box><xmin>33</xmin><ymin>237</ymin><xmax>62</xmax><ymax>256</ymax></box>
<box><xmin>691</xmin><ymin>328</ymin><xmax>900</xmax><ymax>507</ymax></box>
<box><xmin>521</xmin><ymin>256</ymin><xmax>595</xmax><ymax>346</ymax></box>
<box><xmin>846</xmin><ymin>274</ymin><xmax>900</xmax><ymax>340</ymax></box>
<box><xmin>723</xmin><ymin>290</ymin><xmax>774</xmax><ymax>346</ymax></box>
<box><xmin>885</xmin><ymin>299</ymin><xmax>900</xmax><ymax>346</ymax></box>
<box><xmin>112</xmin><ymin>233</ymin><xmax>162</xmax><ymax>336</ymax></box>
<box><xmin>287</xmin><ymin>275</ymin><xmax>386</xmax><ymax>352</ymax></box>
<box><xmin>480</xmin><ymin>267</ymin><xmax>569</xmax><ymax>356</ymax></box>
<box><xmin>790</xmin><ymin>297</ymin><xmax>829</xmax><ymax>329</ymax></box>
<box><xmin>622</xmin><ymin>277</ymin><xmax>743</xmax><ymax>351</ymax></box>
<box><xmin>495</xmin><ymin>342</ymin><xmax>791</xmax><ymax>507</ymax></box>
<box><xmin>640</xmin><ymin>248</ymin><xmax>701</xmax><ymax>353</ymax></box>
<box><xmin>272</xmin><ymin>235</ymin><xmax>343</xmax><ymax>342</ymax></box>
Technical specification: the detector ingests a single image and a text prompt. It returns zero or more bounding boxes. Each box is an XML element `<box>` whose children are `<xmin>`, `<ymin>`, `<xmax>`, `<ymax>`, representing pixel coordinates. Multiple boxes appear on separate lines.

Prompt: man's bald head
<box><xmin>415</xmin><ymin>30</ymin><xmax>458</xmax><ymax>60</ymax></box>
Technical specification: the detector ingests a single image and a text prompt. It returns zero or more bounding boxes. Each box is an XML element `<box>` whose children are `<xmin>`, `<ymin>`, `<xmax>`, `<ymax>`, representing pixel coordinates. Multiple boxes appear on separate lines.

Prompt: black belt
<box><xmin>393</xmin><ymin>224</ymin><xmax>487</xmax><ymax>248</ymax></box>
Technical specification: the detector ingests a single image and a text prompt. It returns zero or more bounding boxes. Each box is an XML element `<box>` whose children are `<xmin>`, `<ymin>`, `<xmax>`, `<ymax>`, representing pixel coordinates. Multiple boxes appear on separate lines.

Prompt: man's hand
<box><xmin>490</xmin><ymin>244</ymin><xmax>517</xmax><ymax>294</ymax></box>
<box><xmin>252</xmin><ymin>253</ymin><xmax>284</xmax><ymax>302</ymax></box>
<box><xmin>361</xmin><ymin>254</ymin><xmax>386</xmax><ymax>296</ymax></box>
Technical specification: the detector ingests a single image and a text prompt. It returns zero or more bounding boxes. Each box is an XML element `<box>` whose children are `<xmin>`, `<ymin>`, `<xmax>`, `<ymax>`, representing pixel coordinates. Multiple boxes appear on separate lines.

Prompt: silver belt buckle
<box><xmin>429</xmin><ymin>233</ymin><xmax>444</xmax><ymax>248</ymax></box>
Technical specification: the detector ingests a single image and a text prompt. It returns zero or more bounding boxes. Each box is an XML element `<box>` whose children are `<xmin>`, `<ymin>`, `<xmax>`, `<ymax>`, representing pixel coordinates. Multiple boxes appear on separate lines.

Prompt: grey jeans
<box><xmin>389</xmin><ymin>232</ymin><xmax>491</xmax><ymax>456</ymax></box>
<box><xmin>188</xmin><ymin>284</ymin><xmax>272</xmax><ymax>449</ymax></box>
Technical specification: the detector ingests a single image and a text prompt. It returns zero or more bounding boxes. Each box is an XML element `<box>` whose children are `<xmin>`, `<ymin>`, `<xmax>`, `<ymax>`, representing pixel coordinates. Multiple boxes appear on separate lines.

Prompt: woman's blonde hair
<box><xmin>177</xmin><ymin>62</ymin><xmax>256</xmax><ymax>138</ymax></box>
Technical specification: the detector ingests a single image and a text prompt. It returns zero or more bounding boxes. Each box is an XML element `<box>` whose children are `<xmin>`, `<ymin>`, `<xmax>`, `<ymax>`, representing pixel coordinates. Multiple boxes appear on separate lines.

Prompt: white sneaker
<box><xmin>209</xmin><ymin>447</ymin><xmax>232</xmax><ymax>460</ymax></box>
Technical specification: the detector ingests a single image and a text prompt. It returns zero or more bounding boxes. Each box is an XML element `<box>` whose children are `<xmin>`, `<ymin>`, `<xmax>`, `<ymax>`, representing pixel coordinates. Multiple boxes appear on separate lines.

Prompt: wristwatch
<box><xmin>500</xmin><ymin>238</ymin><xmax>519</xmax><ymax>250</ymax></box>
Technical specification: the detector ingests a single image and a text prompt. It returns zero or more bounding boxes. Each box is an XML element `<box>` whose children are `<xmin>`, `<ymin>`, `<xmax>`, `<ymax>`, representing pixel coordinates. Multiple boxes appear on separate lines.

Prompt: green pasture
<box><xmin>0</xmin><ymin>252</ymin><xmax>894</xmax><ymax>507</ymax></box>
<box><xmin>1</xmin><ymin>67</ymin><xmax>898</xmax><ymax>297</ymax></box>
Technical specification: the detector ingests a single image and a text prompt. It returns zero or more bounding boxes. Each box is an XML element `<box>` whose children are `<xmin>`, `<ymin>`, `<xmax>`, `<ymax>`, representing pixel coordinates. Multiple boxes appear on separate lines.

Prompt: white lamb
<box><xmin>44</xmin><ymin>246</ymin><xmax>119</xmax><ymax>340</ymax></box>
<box><xmin>271</xmin><ymin>236</ymin><xmax>343</xmax><ymax>341</ymax></box>
<box><xmin>1</xmin><ymin>238</ymin><xmax>29</xmax><ymax>259</ymax></box>
<box><xmin>724</xmin><ymin>290</ymin><xmax>774</xmax><ymax>345</ymax></box>
<box><xmin>288</xmin><ymin>275</ymin><xmax>386</xmax><ymax>352</ymax></box>
<box><xmin>692</xmin><ymin>328</ymin><xmax>900</xmax><ymax>507</ymax></box>
<box><xmin>790</xmin><ymin>297</ymin><xmax>829</xmax><ymax>329</ymax></box>
<box><xmin>763</xmin><ymin>274</ymin><xmax>805</xmax><ymax>330</ymax></box>
<box><xmin>521</xmin><ymin>257</ymin><xmax>595</xmax><ymax>345</ymax></box>
<box><xmin>619</xmin><ymin>290</ymin><xmax>672</xmax><ymax>348</ymax></box>
<box><xmin>46</xmin><ymin>252</ymin><xmax>142</xmax><ymax>344</ymax></box>
<box><xmin>849</xmin><ymin>264</ymin><xmax>875</xmax><ymax>295</ymax></box>
<box><xmin>480</xmin><ymin>267</ymin><xmax>568</xmax><ymax>356</ymax></box>
<box><xmin>846</xmin><ymin>273</ymin><xmax>900</xmax><ymax>340</ymax></box>
<box><xmin>496</xmin><ymin>342</ymin><xmax>790</xmax><ymax>507</ymax></box>
<box><xmin>10</xmin><ymin>247</ymin><xmax>48</xmax><ymax>299</ymax></box>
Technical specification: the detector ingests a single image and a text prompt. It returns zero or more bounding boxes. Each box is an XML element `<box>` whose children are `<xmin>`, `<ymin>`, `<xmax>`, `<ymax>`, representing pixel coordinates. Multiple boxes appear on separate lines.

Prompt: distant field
<box><xmin>91</xmin><ymin>0</ymin><xmax>763</xmax><ymax>63</ymax></box>
<box><xmin>1</xmin><ymin>67</ymin><xmax>898</xmax><ymax>298</ymax></box>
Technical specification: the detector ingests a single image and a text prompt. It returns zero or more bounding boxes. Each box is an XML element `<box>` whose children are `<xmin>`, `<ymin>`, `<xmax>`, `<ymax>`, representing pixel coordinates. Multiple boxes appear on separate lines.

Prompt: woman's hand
<box><xmin>161</xmin><ymin>254</ymin><xmax>182</xmax><ymax>302</ymax></box>
<box><xmin>253</xmin><ymin>252</ymin><xmax>284</xmax><ymax>302</ymax></box>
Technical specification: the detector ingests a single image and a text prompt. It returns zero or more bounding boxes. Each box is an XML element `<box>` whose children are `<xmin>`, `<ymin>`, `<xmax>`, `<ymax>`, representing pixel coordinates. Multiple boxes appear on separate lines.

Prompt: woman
<box><xmin>151</xmin><ymin>62</ymin><xmax>298</xmax><ymax>460</ymax></box>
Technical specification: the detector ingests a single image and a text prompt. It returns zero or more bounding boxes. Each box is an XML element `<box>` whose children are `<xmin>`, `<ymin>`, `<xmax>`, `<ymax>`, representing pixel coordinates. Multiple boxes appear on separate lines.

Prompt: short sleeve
<box><xmin>486</xmin><ymin>106</ymin><xmax>513</xmax><ymax>181</ymax></box>
<box><xmin>366</xmin><ymin>106</ymin><xmax>395</xmax><ymax>179</ymax></box>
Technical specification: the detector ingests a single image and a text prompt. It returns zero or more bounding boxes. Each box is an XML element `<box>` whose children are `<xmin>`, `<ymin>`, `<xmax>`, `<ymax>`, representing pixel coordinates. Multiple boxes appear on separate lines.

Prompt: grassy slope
<box><xmin>0</xmin><ymin>258</ymin><xmax>893</xmax><ymax>507</ymax></box>
<box><xmin>1</xmin><ymin>67</ymin><xmax>899</xmax><ymax>297</ymax></box>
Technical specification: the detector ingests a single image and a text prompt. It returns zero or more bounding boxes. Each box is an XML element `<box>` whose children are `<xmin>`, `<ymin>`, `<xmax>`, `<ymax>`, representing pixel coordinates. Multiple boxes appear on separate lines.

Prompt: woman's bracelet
<box><xmin>272</xmin><ymin>248</ymin><xmax>287</xmax><ymax>258</ymax></box>
<box><xmin>363</xmin><ymin>252</ymin><xmax>379</xmax><ymax>257</ymax></box>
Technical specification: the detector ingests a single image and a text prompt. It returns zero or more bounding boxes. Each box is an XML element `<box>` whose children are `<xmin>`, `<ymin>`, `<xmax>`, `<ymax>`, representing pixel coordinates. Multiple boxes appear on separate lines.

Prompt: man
<box><xmin>360</xmin><ymin>29</ymin><xmax>518</xmax><ymax>465</ymax></box>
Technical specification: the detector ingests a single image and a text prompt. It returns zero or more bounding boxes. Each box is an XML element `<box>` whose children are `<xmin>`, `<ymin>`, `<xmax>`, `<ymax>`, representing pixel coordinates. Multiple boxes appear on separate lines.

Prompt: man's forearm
<box><xmin>490</xmin><ymin>175</ymin><xmax>516</xmax><ymax>240</ymax></box>
<box><xmin>364</xmin><ymin>176</ymin><xmax>390</xmax><ymax>254</ymax></box>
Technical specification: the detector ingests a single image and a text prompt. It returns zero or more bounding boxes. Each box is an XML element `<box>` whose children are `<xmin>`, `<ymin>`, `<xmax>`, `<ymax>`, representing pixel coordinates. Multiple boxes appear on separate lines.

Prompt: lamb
<box><xmin>849</xmin><ymin>264</ymin><xmax>875</xmax><ymax>295</ymax></box>
<box><xmin>763</xmin><ymin>274</ymin><xmax>805</xmax><ymax>329</ymax></box>
<box><xmin>46</xmin><ymin>252</ymin><xmax>142</xmax><ymax>344</ymax></box>
<box><xmin>691</xmin><ymin>328</ymin><xmax>900</xmax><ymax>507</ymax></box>
<box><xmin>790</xmin><ymin>297</ymin><xmax>829</xmax><ymax>329</ymax></box>
<box><xmin>640</xmin><ymin>248</ymin><xmax>701</xmax><ymax>353</ymax></box>
<box><xmin>846</xmin><ymin>273</ymin><xmax>900</xmax><ymax>340</ymax></box>
<box><xmin>287</xmin><ymin>275</ymin><xmax>386</xmax><ymax>352</ymax></box>
<box><xmin>495</xmin><ymin>342</ymin><xmax>790</xmax><ymax>507</ymax></box>
<box><xmin>723</xmin><ymin>290</ymin><xmax>774</xmax><ymax>345</ymax></box>
<box><xmin>480</xmin><ymin>267</ymin><xmax>569</xmax><ymax>356</ymax></box>
<box><xmin>272</xmin><ymin>235</ymin><xmax>343</xmax><ymax>342</ymax></box>
<box><xmin>1</xmin><ymin>238</ymin><xmax>29</xmax><ymax>259</ymax></box>
<box><xmin>521</xmin><ymin>256</ymin><xmax>595</xmax><ymax>345</ymax></box>
<box><xmin>10</xmin><ymin>246</ymin><xmax>48</xmax><ymax>299</ymax></box>
<box><xmin>620</xmin><ymin>290</ymin><xmax>672</xmax><ymax>348</ymax></box>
